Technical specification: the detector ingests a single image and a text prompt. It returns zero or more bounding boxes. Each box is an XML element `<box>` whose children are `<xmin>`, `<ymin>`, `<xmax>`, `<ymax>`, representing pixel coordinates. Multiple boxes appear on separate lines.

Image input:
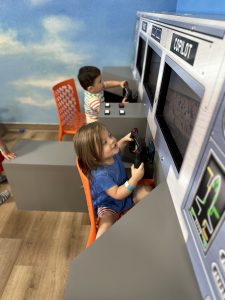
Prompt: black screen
<box><xmin>156</xmin><ymin>63</ymin><xmax>201</xmax><ymax>171</ymax></box>
<box><xmin>144</xmin><ymin>46</ymin><xmax>161</xmax><ymax>107</ymax></box>
<box><xmin>136</xmin><ymin>36</ymin><xmax>146</xmax><ymax>77</ymax></box>
<box><xmin>189</xmin><ymin>154</ymin><xmax>225</xmax><ymax>252</ymax></box>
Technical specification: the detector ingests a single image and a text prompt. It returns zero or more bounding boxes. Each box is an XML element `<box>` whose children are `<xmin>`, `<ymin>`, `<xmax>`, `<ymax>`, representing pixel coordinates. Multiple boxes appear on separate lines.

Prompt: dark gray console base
<box><xmin>65</xmin><ymin>182</ymin><xmax>201</xmax><ymax>300</ymax></box>
<box><xmin>99</xmin><ymin>103</ymin><xmax>147</xmax><ymax>139</ymax></box>
<box><xmin>3</xmin><ymin>140</ymin><xmax>87</xmax><ymax>212</ymax></box>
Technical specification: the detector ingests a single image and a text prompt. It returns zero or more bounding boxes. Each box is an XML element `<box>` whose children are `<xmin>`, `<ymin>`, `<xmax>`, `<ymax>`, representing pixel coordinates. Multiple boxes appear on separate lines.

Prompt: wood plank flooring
<box><xmin>0</xmin><ymin>128</ymin><xmax>89</xmax><ymax>299</ymax></box>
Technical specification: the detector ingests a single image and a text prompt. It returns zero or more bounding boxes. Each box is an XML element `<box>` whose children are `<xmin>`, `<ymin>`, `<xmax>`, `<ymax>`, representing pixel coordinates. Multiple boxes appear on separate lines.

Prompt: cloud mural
<box><xmin>0</xmin><ymin>13</ymin><xmax>90</xmax><ymax>122</ymax></box>
<box><xmin>0</xmin><ymin>0</ymin><xmax>177</xmax><ymax>123</ymax></box>
<box><xmin>28</xmin><ymin>0</ymin><xmax>54</xmax><ymax>6</ymax></box>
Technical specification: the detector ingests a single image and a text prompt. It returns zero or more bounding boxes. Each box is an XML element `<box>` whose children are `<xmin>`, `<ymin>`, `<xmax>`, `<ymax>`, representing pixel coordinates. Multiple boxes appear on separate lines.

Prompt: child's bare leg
<box><xmin>96</xmin><ymin>213</ymin><xmax>118</xmax><ymax>239</ymax></box>
<box><xmin>133</xmin><ymin>185</ymin><xmax>152</xmax><ymax>204</ymax></box>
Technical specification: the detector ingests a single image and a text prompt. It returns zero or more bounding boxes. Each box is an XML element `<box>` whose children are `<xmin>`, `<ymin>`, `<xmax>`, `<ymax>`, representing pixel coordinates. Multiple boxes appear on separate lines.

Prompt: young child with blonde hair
<box><xmin>74</xmin><ymin>122</ymin><xmax>151</xmax><ymax>238</ymax></box>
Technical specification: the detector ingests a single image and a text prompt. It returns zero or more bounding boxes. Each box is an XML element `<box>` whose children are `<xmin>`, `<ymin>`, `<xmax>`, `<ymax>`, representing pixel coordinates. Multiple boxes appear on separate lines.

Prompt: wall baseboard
<box><xmin>0</xmin><ymin>123</ymin><xmax>59</xmax><ymax>132</ymax></box>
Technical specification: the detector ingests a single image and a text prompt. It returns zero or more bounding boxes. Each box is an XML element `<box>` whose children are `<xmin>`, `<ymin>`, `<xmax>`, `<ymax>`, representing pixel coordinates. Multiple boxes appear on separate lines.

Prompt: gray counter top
<box><xmin>3</xmin><ymin>140</ymin><xmax>75</xmax><ymax>166</ymax></box>
<box><xmin>65</xmin><ymin>181</ymin><xmax>201</xmax><ymax>300</ymax></box>
<box><xmin>3</xmin><ymin>140</ymin><xmax>86</xmax><ymax>212</ymax></box>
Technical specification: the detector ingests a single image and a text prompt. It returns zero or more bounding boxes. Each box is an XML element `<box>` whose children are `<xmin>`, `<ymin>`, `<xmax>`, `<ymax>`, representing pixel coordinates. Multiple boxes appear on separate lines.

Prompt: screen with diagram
<box><xmin>189</xmin><ymin>154</ymin><xmax>225</xmax><ymax>252</ymax></box>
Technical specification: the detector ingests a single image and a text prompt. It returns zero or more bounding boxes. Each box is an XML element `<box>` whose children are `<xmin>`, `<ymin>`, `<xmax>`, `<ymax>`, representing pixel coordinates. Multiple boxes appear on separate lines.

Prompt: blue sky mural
<box><xmin>176</xmin><ymin>0</ymin><xmax>225</xmax><ymax>16</ymax></box>
<box><xmin>0</xmin><ymin>0</ymin><xmax>177</xmax><ymax>123</ymax></box>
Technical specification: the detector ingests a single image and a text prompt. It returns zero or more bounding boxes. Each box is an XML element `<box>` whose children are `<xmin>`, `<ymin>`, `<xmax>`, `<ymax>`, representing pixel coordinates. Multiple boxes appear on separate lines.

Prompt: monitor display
<box><xmin>156</xmin><ymin>62</ymin><xmax>202</xmax><ymax>171</ymax></box>
<box><xmin>136</xmin><ymin>36</ymin><xmax>146</xmax><ymax>77</ymax></box>
<box><xmin>189</xmin><ymin>154</ymin><xmax>225</xmax><ymax>252</ymax></box>
<box><xmin>143</xmin><ymin>45</ymin><xmax>161</xmax><ymax>107</ymax></box>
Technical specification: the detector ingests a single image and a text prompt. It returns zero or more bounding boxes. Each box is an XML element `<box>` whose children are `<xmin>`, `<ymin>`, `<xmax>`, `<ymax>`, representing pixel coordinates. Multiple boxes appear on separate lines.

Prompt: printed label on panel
<box><xmin>151</xmin><ymin>25</ymin><xmax>162</xmax><ymax>43</ymax></box>
<box><xmin>170</xmin><ymin>33</ymin><xmax>198</xmax><ymax>65</ymax></box>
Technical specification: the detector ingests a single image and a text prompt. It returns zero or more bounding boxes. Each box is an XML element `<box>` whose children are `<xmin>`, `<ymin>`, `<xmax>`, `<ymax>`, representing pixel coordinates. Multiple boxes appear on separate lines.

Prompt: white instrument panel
<box><xmin>133</xmin><ymin>12</ymin><xmax>225</xmax><ymax>300</ymax></box>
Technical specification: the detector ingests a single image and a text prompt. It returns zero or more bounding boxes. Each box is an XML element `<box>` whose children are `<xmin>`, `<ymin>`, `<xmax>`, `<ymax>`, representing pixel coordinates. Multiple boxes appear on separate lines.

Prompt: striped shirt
<box><xmin>84</xmin><ymin>90</ymin><xmax>104</xmax><ymax>122</ymax></box>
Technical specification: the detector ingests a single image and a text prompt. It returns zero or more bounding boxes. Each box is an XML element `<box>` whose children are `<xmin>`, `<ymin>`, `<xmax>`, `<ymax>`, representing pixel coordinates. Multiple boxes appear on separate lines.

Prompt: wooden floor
<box><xmin>0</xmin><ymin>127</ymin><xmax>89</xmax><ymax>300</ymax></box>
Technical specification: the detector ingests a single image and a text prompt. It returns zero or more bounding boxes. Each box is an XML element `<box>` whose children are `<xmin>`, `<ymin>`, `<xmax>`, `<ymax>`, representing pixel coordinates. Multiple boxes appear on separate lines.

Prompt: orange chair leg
<box><xmin>86</xmin><ymin>227</ymin><xmax>97</xmax><ymax>248</ymax></box>
<box><xmin>58</xmin><ymin>127</ymin><xmax>63</xmax><ymax>141</ymax></box>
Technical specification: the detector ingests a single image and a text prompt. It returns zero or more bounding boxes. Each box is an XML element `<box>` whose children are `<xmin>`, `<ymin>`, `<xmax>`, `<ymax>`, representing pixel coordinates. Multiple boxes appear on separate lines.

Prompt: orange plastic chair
<box><xmin>138</xmin><ymin>178</ymin><xmax>155</xmax><ymax>187</ymax></box>
<box><xmin>52</xmin><ymin>79</ymin><xmax>86</xmax><ymax>141</ymax></box>
<box><xmin>76</xmin><ymin>159</ymin><xmax>155</xmax><ymax>248</ymax></box>
<box><xmin>76</xmin><ymin>158</ymin><xmax>97</xmax><ymax>248</ymax></box>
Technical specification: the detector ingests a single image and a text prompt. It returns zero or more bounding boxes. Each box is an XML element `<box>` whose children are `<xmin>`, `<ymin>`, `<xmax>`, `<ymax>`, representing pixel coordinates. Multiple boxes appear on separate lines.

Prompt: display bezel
<box><xmin>187</xmin><ymin>149</ymin><xmax>225</xmax><ymax>253</ymax></box>
<box><xmin>156</xmin><ymin>56</ymin><xmax>204</xmax><ymax>172</ymax></box>
<box><xmin>136</xmin><ymin>33</ymin><xmax>147</xmax><ymax>78</ymax></box>
<box><xmin>143</xmin><ymin>40</ymin><xmax>162</xmax><ymax>108</ymax></box>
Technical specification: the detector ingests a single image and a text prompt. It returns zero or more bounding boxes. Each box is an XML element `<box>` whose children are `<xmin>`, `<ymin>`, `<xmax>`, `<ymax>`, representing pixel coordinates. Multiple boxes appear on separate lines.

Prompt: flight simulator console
<box><xmin>65</xmin><ymin>12</ymin><xmax>225</xmax><ymax>300</ymax></box>
<box><xmin>133</xmin><ymin>11</ymin><xmax>225</xmax><ymax>300</ymax></box>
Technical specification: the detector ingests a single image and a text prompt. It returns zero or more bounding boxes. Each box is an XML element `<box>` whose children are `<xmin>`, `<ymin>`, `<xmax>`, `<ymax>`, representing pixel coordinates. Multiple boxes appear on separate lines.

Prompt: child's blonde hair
<box><xmin>74</xmin><ymin>122</ymin><xmax>108</xmax><ymax>177</ymax></box>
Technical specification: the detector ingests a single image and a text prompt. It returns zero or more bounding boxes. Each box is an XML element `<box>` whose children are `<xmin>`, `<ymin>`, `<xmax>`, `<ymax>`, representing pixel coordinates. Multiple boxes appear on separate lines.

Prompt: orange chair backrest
<box><xmin>52</xmin><ymin>79</ymin><xmax>81</xmax><ymax>128</ymax></box>
<box><xmin>76</xmin><ymin>158</ymin><xmax>97</xmax><ymax>247</ymax></box>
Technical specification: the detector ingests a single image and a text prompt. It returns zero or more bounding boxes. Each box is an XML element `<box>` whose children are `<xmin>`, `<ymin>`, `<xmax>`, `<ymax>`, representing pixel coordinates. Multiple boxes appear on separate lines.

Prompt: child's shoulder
<box><xmin>92</xmin><ymin>166</ymin><xmax>108</xmax><ymax>178</ymax></box>
<box><xmin>84</xmin><ymin>91</ymin><xmax>100</xmax><ymax>101</ymax></box>
<box><xmin>85</xmin><ymin>90</ymin><xmax>103</xmax><ymax>98</ymax></box>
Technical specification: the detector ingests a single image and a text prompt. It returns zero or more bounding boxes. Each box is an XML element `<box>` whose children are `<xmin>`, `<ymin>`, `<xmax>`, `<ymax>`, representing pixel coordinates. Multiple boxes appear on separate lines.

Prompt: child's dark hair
<box><xmin>77</xmin><ymin>66</ymin><xmax>101</xmax><ymax>90</ymax></box>
<box><xmin>74</xmin><ymin>122</ymin><xmax>107</xmax><ymax>178</ymax></box>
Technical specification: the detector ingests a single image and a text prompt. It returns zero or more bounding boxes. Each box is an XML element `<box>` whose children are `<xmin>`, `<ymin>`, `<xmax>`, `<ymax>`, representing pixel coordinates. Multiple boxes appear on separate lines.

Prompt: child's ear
<box><xmin>87</xmin><ymin>85</ymin><xmax>93</xmax><ymax>93</ymax></box>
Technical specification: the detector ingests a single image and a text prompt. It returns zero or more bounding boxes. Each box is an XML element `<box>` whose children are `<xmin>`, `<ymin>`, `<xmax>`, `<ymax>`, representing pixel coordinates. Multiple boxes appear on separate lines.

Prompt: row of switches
<box><xmin>211</xmin><ymin>262</ymin><xmax>225</xmax><ymax>299</ymax></box>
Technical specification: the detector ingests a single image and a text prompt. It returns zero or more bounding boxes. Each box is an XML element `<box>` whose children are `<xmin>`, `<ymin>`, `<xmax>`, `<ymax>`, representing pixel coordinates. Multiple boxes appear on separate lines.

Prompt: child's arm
<box><xmin>105</xmin><ymin>163</ymin><xmax>144</xmax><ymax>200</ymax></box>
<box><xmin>103</xmin><ymin>80</ymin><xmax>128</xmax><ymax>89</ymax></box>
<box><xmin>0</xmin><ymin>139</ymin><xmax>16</xmax><ymax>160</ymax></box>
<box><xmin>117</xmin><ymin>133</ymin><xmax>132</xmax><ymax>154</ymax></box>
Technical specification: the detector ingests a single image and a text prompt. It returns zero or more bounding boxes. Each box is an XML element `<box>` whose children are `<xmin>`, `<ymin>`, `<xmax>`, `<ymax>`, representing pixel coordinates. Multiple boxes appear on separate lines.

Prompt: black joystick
<box><xmin>124</xmin><ymin>86</ymin><xmax>132</xmax><ymax>100</ymax></box>
<box><xmin>127</xmin><ymin>128</ymin><xmax>155</xmax><ymax>178</ymax></box>
<box><xmin>123</xmin><ymin>86</ymin><xmax>134</xmax><ymax>102</ymax></box>
<box><xmin>134</xmin><ymin>152</ymin><xmax>142</xmax><ymax>168</ymax></box>
<box><xmin>129</xmin><ymin>128</ymin><xmax>142</xmax><ymax>168</ymax></box>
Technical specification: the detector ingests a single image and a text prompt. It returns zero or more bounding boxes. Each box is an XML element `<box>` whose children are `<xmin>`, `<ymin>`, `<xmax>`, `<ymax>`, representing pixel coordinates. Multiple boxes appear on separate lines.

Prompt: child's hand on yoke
<box><xmin>121</xmin><ymin>132</ymin><xmax>132</xmax><ymax>143</ymax></box>
<box><xmin>131</xmin><ymin>162</ymin><xmax>144</xmax><ymax>184</ymax></box>
<box><xmin>118</xmin><ymin>132</ymin><xmax>132</xmax><ymax>152</ymax></box>
<box><xmin>122</xmin><ymin>97</ymin><xmax>129</xmax><ymax>103</ymax></box>
<box><xmin>120</xmin><ymin>80</ymin><xmax>128</xmax><ymax>88</ymax></box>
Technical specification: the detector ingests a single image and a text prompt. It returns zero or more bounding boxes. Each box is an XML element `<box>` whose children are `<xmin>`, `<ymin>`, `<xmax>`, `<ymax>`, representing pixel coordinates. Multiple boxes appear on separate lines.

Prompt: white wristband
<box><xmin>124</xmin><ymin>180</ymin><xmax>135</xmax><ymax>191</ymax></box>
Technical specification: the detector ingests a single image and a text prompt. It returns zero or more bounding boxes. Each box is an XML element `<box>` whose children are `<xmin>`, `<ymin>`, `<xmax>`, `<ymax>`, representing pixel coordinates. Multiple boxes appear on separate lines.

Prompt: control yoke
<box><xmin>129</xmin><ymin>128</ymin><xmax>155</xmax><ymax>171</ymax></box>
<box><xmin>129</xmin><ymin>128</ymin><xmax>144</xmax><ymax>168</ymax></box>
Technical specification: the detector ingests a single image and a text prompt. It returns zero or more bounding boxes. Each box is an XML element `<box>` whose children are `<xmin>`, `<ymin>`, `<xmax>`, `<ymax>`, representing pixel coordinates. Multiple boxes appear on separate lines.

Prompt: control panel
<box><xmin>99</xmin><ymin>102</ymin><xmax>147</xmax><ymax>140</ymax></box>
<box><xmin>134</xmin><ymin>12</ymin><xmax>225</xmax><ymax>300</ymax></box>
<box><xmin>183</xmin><ymin>90</ymin><xmax>225</xmax><ymax>300</ymax></box>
